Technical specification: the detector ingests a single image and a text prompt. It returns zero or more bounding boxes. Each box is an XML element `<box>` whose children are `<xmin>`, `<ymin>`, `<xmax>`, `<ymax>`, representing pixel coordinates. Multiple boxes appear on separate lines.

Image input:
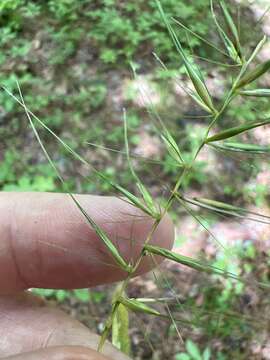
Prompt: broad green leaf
<box><xmin>186</xmin><ymin>339</ymin><xmax>202</xmax><ymax>360</ymax></box>
<box><xmin>202</xmin><ymin>347</ymin><xmax>211</xmax><ymax>360</ymax></box>
<box><xmin>112</xmin><ymin>303</ymin><xmax>130</xmax><ymax>355</ymax></box>
<box><xmin>175</xmin><ymin>353</ymin><xmax>191</xmax><ymax>360</ymax></box>
<box><xmin>205</xmin><ymin>119</ymin><xmax>270</xmax><ymax>143</ymax></box>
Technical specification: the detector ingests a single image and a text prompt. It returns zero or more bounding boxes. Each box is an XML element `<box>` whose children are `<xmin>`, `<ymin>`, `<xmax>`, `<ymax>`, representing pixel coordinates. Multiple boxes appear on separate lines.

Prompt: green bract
<box><xmin>210</xmin><ymin>0</ymin><xmax>242</xmax><ymax>64</ymax></box>
<box><xmin>161</xmin><ymin>128</ymin><xmax>184</xmax><ymax>165</ymax></box>
<box><xmin>219</xmin><ymin>0</ymin><xmax>243</xmax><ymax>61</ymax></box>
<box><xmin>118</xmin><ymin>296</ymin><xmax>162</xmax><ymax>316</ymax></box>
<box><xmin>156</xmin><ymin>0</ymin><xmax>216</xmax><ymax>114</ymax></box>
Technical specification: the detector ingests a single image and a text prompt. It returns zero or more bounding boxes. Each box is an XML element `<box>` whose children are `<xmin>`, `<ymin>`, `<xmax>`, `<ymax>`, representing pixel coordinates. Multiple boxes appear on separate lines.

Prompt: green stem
<box><xmin>98</xmin><ymin>60</ymin><xmax>247</xmax><ymax>352</ymax></box>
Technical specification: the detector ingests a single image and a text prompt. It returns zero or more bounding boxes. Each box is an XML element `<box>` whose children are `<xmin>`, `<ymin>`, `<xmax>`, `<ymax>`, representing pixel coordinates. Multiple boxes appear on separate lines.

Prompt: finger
<box><xmin>0</xmin><ymin>292</ymin><xmax>130</xmax><ymax>360</ymax></box>
<box><xmin>0</xmin><ymin>192</ymin><xmax>174</xmax><ymax>294</ymax></box>
<box><xmin>4</xmin><ymin>346</ymin><xmax>111</xmax><ymax>360</ymax></box>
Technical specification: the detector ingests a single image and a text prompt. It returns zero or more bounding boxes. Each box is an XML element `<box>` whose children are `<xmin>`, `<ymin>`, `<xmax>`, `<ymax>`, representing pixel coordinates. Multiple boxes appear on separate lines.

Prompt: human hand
<box><xmin>0</xmin><ymin>192</ymin><xmax>174</xmax><ymax>359</ymax></box>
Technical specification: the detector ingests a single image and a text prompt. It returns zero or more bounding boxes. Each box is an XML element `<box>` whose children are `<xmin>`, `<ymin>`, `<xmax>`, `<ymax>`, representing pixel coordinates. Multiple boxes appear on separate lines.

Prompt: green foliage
<box><xmin>191</xmin><ymin>242</ymin><xmax>259</xmax><ymax>342</ymax></box>
<box><xmin>72</xmin><ymin>289</ymin><xmax>91</xmax><ymax>303</ymax></box>
<box><xmin>0</xmin><ymin>148</ymin><xmax>57</xmax><ymax>192</ymax></box>
<box><xmin>0</xmin><ymin>0</ymin><xmax>252</xmax><ymax>198</ymax></box>
<box><xmin>0</xmin><ymin>0</ymin><xmax>21</xmax><ymax>12</ymax></box>
<box><xmin>87</xmin><ymin>0</ymin><xmax>212</xmax><ymax>65</ymax></box>
<box><xmin>71</xmin><ymin>81</ymin><xmax>107</xmax><ymax>110</ymax></box>
<box><xmin>0</xmin><ymin>0</ymin><xmax>211</xmax><ymax>67</ymax></box>
<box><xmin>175</xmin><ymin>340</ymin><xmax>211</xmax><ymax>360</ymax></box>
<box><xmin>0</xmin><ymin>150</ymin><xmax>19</xmax><ymax>185</ymax></box>
<box><xmin>32</xmin><ymin>288</ymin><xmax>104</xmax><ymax>304</ymax></box>
<box><xmin>3</xmin><ymin>175</ymin><xmax>55</xmax><ymax>192</ymax></box>
<box><xmin>33</xmin><ymin>288</ymin><xmax>69</xmax><ymax>302</ymax></box>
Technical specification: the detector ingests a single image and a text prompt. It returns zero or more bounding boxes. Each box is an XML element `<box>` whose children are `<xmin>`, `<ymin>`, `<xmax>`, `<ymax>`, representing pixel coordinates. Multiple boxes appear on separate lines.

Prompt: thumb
<box><xmin>3</xmin><ymin>346</ymin><xmax>112</xmax><ymax>360</ymax></box>
<box><xmin>0</xmin><ymin>292</ymin><xmax>130</xmax><ymax>360</ymax></box>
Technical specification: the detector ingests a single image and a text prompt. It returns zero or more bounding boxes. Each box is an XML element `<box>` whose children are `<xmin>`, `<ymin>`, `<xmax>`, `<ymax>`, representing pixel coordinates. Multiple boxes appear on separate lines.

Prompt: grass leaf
<box><xmin>144</xmin><ymin>244</ymin><xmax>243</xmax><ymax>282</ymax></box>
<box><xmin>210</xmin><ymin>141</ymin><xmax>270</xmax><ymax>153</ymax></box>
<box><xmin>186</xmin><ymin>339</ymin><xmax>201</xmax><ymax>360</ymax></box>
<box><xmin>14</xmin><ymin>83</ymin><xmax>131</xmax><ymax>273</ymax></box>
<box><xmin>239</xmin><ymin>89</ymin><xmax>270</xmax><ymax>97</ymax></box>
<box><xmin>144</xmin><ymin>245</ymin><xmax>270</xmax><ymax>289</ymax></box>
<box><xmin>4</xmin><ymin>86</ymin><xmax>158</xmax><ymax>218</ymax></box>
<box><xmin>205</xmin><ymin>119</ymin><xmax>270</xmax><ymax>143</ymax></box>
<box><xmin>181</xmin><ymin>195</ymin><xmax>270</xmax><ymax>225</ymax></box>
<box><xmin>172</xmin><ymin>17</ymin><xmax>230</xmax><ymax>58</ymax></box>
<box><xmin>192</xmin><ymin>197</ymin><xmax>246</xmax><ymax>214</ymax></box>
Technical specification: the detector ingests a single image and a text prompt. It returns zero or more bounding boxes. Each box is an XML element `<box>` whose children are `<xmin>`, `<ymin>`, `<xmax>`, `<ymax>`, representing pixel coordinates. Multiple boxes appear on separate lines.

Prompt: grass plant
<box><xmin>2</xmin><ymin>0</ymin><xmax>270</xmax><ymax>357</ymax></box>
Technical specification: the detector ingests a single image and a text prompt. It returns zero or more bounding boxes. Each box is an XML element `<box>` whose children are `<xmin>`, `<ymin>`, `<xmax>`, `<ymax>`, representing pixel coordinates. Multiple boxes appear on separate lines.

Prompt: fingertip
<box><xmin>5</xmin><ymin>346</ymin><xmax>113</xmax><ymax>360</ymax></box>
<box><xmin>0</xmin><ymin>192</ymin><xmax>175</xmax><ymax>292</ymax></box>
<box><xmin>153</xmin><ymin>212</ymin><xmax>175</xmax><ymax>251</ymax></box>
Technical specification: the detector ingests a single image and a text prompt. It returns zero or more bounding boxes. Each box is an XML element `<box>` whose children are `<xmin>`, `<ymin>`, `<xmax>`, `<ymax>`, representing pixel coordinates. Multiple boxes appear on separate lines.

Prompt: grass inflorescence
<box><xmin>3</xmin><ymin>0</ymin><xmax>270</xmax><ymax>357</ymax></box>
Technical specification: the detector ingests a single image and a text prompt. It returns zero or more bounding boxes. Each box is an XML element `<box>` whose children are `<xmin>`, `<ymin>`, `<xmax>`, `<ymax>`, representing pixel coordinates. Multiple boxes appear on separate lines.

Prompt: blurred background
<box><xmin>0</xmin><ymin>1</ymin><xmax>270</xmax><ymax>359</ymax></box>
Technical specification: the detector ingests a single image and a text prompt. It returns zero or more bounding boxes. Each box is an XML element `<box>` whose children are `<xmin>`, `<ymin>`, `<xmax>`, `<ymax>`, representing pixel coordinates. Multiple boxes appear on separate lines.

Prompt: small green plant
<box><xmin>175</xmin><ymin>339</ymin><xmax>211</xmax><ymax>360</ymax></box>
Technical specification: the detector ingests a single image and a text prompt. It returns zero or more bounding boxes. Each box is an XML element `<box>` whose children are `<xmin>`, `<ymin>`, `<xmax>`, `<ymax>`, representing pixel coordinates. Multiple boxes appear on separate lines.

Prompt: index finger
<box><xmin>0</xmin><ymin>192</ymin><xmax>174</xmax><ymax>294</ymax></box>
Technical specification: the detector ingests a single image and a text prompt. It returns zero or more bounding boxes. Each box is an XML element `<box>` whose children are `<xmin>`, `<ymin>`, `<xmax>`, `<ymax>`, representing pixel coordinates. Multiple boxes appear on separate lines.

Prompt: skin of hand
<box><xmin>0</xmin><ymin>192</ymin><xmax>174</xmax><ymax>360</ymax></box>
